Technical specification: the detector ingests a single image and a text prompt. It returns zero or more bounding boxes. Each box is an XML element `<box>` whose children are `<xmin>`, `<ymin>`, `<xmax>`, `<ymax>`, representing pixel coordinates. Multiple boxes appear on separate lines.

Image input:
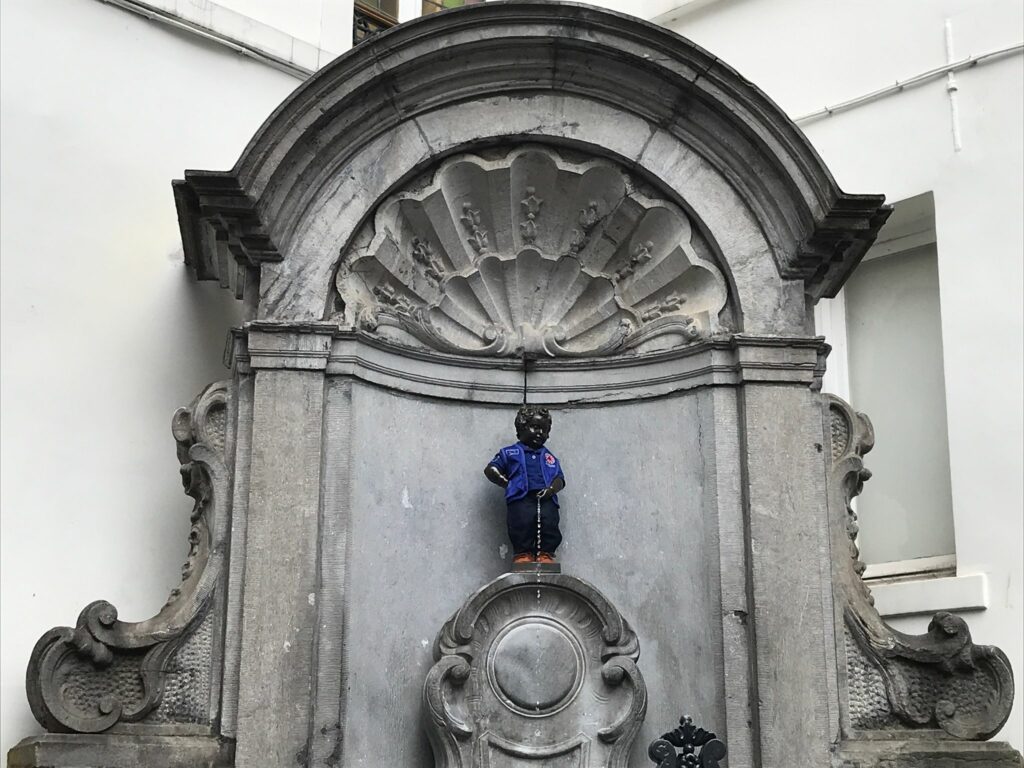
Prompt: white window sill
<box><xmin>866</xmin><ymin>572</ymin><xmax>988</xmax><ymax>619</ymax></box>
<box><xmin>862</xmin><ymin>553</ymin><xmax>956</xmax><ymax>581</ymax></box>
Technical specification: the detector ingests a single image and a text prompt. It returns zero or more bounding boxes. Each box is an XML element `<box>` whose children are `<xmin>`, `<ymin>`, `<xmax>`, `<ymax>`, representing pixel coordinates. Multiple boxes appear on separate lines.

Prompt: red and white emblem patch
<box><xmin>545</xmin><ymin>454</ymin><xmax>556</xmax><ymax>466</ymax></box>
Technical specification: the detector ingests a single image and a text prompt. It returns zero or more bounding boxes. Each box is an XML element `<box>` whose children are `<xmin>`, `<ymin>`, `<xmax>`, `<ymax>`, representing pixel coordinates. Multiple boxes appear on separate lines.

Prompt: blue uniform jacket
<box><xmin>488</xmin><ymin>442</ymin><xmax>565</xmax><ymax>506</ymax></box>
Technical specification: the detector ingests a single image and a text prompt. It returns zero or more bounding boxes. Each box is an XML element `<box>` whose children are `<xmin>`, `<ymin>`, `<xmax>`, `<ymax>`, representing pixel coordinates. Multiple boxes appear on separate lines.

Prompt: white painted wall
<box><xmin>630</xmin><ymin>0</ymin><xmax>1023</xmax><ymax>749</ymax></box>
<box><xmin>0</xmin><ymin>0</ymin><xmax>299</xmax><ymax>754</ymax></box>
<box><xmin>213</xmin><ymin>0</ymin><xmax>350</xmax><ymax>50</ymax></box>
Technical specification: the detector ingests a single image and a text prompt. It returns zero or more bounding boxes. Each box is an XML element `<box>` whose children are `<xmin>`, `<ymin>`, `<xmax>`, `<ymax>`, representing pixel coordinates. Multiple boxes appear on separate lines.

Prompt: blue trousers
<box><xmin>507</xmin><ymin>495</ymin><xmax>562</xmax><ymax>555</ymax></box>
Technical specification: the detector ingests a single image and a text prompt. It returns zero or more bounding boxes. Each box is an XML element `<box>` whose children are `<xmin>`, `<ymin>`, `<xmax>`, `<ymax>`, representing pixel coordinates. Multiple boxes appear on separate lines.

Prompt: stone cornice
<box><xmin>173</xmin><ymin>173</ymin><xmax>280</xmax><ymax>295</ymax></box>
<box><xmin>231</xmin><ymin>324</ymin><xmax>827</xmax><ymax>403</ymax></box>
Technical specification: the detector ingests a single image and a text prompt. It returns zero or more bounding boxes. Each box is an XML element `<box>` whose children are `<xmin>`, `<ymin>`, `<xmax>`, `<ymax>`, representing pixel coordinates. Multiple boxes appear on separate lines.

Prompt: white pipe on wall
<box><xmin>944</xmin><ymin>19</ymin><xmax>964</xmax><ymax>152</ymax></box>
<box><xmin>97</xmin><ymin>0</ymin><xmax>315</xmax><ymax>78</ymax></box>
<box><xmin>795</xmin><ymin>42</ymin><xmax>1023</xmax><ymax>125</ymax></box>
<box><xmin>98</xmin><ymin>0</ymin><xmax>1023</xmax><ymax>131</ymax></box>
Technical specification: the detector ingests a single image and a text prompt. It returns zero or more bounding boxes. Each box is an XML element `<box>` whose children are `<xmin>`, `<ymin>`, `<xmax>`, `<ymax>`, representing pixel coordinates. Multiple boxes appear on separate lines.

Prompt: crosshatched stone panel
<box><xmin>332</xmin><ymin>146</ymin><xmax>730</xmax><ymax>358</ymax></box>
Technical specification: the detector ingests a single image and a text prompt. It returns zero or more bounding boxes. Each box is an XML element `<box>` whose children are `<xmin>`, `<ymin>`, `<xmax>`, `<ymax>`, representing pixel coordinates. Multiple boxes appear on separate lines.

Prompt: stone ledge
<box><xmin>835</xmin><ymin>739</ymin><xmax>1024</xmax><ymax>768</ymax></box>
<box><xmin>510</xmin><ymin>561</ymin><xmax>561</xmax><ymax>574</ymax></box>
<box><xmin>7</xmin><ymin>733</ymin><xmax>233</xmax><ymax>768</ymax></box>
<box><xmin>229</xmin><ymin>326</ymin><xmax>828</xmax><ymax>402</ymax></box>
<box><xmin>869</xmin><ymin>572</ymin><xmax>988</xmax><ymax>619</ymax></box>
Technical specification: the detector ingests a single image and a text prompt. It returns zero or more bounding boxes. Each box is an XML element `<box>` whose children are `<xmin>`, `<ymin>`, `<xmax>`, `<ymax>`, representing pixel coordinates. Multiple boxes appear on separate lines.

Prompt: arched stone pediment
<box><xmin>19</xmin><ymin>5</ymin><xmax>1023</xmax><ymax>768</ymax></box>
<box><xmin>174</xmin><ymin>1</ymin><xmax>890</xmax><ymax>337</ymax></box>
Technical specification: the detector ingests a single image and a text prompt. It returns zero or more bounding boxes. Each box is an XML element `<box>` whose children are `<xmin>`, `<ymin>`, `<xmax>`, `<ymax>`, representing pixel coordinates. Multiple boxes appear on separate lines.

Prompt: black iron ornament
<box><xmin>648</xmin><ymin>715</ymin><xmax>727</xmax><ymax>768</ymax></box>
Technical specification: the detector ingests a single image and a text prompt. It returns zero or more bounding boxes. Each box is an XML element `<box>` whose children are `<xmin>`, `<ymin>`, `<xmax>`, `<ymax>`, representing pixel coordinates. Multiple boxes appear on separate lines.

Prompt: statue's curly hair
<box><xmin>515</xmin><ymin>405</ymin><xmax>552</xmax><ymax>432</ymax></box>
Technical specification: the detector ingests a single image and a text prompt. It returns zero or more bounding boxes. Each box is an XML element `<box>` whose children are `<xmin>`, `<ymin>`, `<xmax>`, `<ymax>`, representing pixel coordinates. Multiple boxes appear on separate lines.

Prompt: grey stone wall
<box><xmin>336</xmin><ymin>384</ymin><xmax>724</xmax><ymax>765</ymax></box>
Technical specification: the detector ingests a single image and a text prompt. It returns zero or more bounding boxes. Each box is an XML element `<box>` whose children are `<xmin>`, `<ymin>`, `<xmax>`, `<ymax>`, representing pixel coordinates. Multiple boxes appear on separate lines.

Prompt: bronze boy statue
<box><xmin>484</xmin><ymin>405</ymin><xmax>566</xmax><ymax>565</ymax></box>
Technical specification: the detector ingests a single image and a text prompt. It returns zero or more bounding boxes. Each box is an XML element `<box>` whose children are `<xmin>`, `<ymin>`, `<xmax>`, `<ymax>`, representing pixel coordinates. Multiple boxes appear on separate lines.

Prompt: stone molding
<box><xmin>824</xmin><ymin>395</ymin><xmax>1016</xmax><ymax>742</ymax></box>
<box><xmin>174</xmin><ymin>0</ymin><xmax>890</xmax><ymax>326</ymax></box>
<box><xmin>834</xmin><ymin>739</ymin><xmax>1024</xmax><ymax>768</ymax></box>
<box><xmin>230</xmin><ymin>323</ymin><xmax>828</xmax><ymax>402</ymax></box>
<box><xmin>7</xmin><ymin>733</ymin><xmax>233</xmax><ymax>768</ymax></box>
<box><xmin>24</xmin><ymin>383</ymin><xmax>231</xmax><ymax>735</ymax></box>
<box><xmin>423</xmin><ymin>571</ymin><xmax>647</xmax><ymax>767</ymax></box>
<box><xmin>173</xmin><ymin>174</ymin><xmax>277</xmax><ymax>298</ymax></box>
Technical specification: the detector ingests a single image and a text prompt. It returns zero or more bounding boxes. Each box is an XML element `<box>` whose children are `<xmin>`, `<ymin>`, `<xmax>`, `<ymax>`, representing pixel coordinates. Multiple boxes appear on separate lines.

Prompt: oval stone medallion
<box><xmin>488</xmin><ymin>618</ymin><xmax>583</xmax><ymax>716</ymax></box>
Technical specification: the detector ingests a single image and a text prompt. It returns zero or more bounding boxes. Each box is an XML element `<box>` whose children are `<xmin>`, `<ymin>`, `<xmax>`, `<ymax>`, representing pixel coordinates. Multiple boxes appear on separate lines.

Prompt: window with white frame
<box><xmin>355</xmin><ymin>0</ymin><xmax>399</xmax><ymax>44</ymax></box>
<box><xmin>421</xmin><ymin>0</ymin><xmax>486</xmax><ymax>14</ymax></box>
<box><xmin>816</xmin><ymin>192</ymin><xmax>956</xmax><ymax>579</ymax></box>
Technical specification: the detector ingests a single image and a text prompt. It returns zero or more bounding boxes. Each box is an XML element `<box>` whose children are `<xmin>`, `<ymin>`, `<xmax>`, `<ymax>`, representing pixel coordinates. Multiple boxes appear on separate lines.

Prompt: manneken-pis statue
<box><xmin>484</xmin><ymin>405</ymin><xmax>566</xmax><ymax>565</ymax></box>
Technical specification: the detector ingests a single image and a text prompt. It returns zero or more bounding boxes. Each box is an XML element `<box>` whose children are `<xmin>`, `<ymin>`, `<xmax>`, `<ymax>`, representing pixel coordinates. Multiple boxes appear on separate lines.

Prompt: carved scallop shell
<box><xmin>334</xmin><ymin>146</ymin><xmax>728</xmax><ymax>357</ymax></box>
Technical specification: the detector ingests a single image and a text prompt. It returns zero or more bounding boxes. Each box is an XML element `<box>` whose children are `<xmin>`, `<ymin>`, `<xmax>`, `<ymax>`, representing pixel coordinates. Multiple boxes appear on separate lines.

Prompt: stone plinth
<box><xmin>511</xmin><ymin>562</ymin><xmax>561</xmax><ymax>575</ymax></box>
<box><xmin>7</xmin><ymin>734</ymin><xmax>231</xmax><ymax>768</ymax></box>
<box><xmin>836</xmin><ymin>739</ymin><xmax>1024</xmax><ymax>767</ymax></box>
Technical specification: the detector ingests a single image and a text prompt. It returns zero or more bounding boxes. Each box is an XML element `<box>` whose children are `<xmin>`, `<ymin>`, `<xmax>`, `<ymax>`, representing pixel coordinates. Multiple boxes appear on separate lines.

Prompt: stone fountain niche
<box><xmin>9</xmin><ymin>3</ymin><xmax>1019</xmax><ymax>768</ymax></box>
<box><xmin>335</xmin><ymin>146</ymin><xmax>730</xmax><ymax>358</ymax></box>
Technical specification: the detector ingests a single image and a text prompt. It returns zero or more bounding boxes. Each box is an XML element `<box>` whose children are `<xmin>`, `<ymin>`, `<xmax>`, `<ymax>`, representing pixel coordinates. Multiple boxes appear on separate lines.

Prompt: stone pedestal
<box><xmin>7</xmin><ymin>734</ymin><xmax>231</xmax><ymax>768</ymax></box>
<box><xmin>836</xmin><ymin>739</ymin><xmax>1024</xmax><ymax>767</ymax></box>
<box><xmin>510</xmin><ymin>562</ymin><xmax>561</xmax><ymax>575</ymax></box>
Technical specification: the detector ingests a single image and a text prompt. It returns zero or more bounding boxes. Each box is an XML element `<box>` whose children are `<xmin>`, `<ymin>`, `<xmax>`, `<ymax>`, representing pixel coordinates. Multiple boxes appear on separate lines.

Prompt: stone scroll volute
<box><xmin>824</xmin><ymin>395</ymin><xmax>1015</xmax><ymax>742</ymax></box>
<box><xmin>424</xmin><ymin>572</ymin><xmax>647</xmax><ymax>767</ymax></box>
<box><xmin>24</xmin><ymin>382</ymin><xmax>231</xmax><ymax>735</ymax></box>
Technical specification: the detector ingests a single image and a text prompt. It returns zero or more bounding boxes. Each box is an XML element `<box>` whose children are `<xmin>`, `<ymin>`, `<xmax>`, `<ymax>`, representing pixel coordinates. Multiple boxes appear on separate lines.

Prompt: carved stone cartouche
<box><xmin>825</xmin><ymin>395</ymin><xmax>1016</xmax><ymax>742</ymax></box>
<box><xmin>24</xmin><ymin>382</ymin><xmax>230</xmax><ymax>735</ymax></box>
<box><xmin>423</xmin><ymin>571</ymin><xmax>647</xmax><ymax>767</ymax></box>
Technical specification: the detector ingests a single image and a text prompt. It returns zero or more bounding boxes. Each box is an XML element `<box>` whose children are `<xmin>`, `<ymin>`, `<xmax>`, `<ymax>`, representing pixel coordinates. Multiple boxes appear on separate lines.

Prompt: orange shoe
<box><xmin>536</xmin><ymin>552</ymin><xmax>557</xmax><ymax>564</ymax></box>
<box><xmin>513</xmin><ymin>553</ymin><xmax>535</xmax><ymax>564</ymax></box>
